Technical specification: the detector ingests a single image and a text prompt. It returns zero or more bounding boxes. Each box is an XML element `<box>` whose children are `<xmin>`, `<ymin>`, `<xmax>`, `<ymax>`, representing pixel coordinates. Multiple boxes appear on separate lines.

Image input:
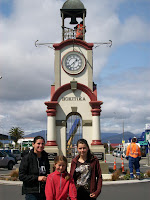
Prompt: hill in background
<box><xmin>24</xmin><ymin>130</ymin><xmax>142</xmax><ymax>144</ymax></box>
<box><xmin>101</xmin><ymin>132</ymin><xmax>139</xmax><ymax>143</ymax></box>
<box><xmin>24</xmin><ymin>130</ymin><xmax>47</xmax><ymax>140</ymax></box>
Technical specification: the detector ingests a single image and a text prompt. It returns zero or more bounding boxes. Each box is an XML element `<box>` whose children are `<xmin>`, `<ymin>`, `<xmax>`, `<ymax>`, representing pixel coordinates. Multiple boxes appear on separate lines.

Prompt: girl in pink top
<box><xmin>45</xmin><ymin>155</ymin><xmax>77</xmax><ymax>200</ymax></box>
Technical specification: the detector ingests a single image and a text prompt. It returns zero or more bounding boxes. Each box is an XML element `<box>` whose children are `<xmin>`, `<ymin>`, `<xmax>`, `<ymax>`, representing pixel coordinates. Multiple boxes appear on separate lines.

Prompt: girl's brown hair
<box><xmin>54</xmin><ymin>155</ymin><xmax>70</xmax><ymax>181</ymax></box>
<box><xmin>33</xmin><ymin>136</ymin><xmax>45</xmax><ymax>144</ymax></box>
<box><xmin>77</xmin><ymin>138</ymin><xmax>93</xmax><ymax>161</ymax></box>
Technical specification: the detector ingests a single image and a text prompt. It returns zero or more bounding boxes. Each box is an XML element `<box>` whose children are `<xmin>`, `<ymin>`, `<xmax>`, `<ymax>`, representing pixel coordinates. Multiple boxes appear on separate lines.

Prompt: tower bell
<box><xmin>60</xmin><ymin>0</ymin><xmax>86</xmax><ymax>41</ymax></box>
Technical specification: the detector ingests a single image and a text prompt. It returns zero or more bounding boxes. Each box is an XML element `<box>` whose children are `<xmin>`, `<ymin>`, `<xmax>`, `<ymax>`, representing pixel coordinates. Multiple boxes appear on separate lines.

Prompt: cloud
<box><xmin>100</xmin><ymin>66</ymin><xmax>150</xmax><ymax>133</ymax></box>
<box><xmin>0</xmin><ymin>0</ymin><xmax>150</xmax><ymax>135</ymax></box>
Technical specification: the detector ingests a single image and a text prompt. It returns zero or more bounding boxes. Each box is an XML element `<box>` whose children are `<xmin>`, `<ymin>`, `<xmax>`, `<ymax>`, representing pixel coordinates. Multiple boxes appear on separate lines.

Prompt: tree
<box><xmin>104</xmin><ymin>143</ymin><xmax>115</xmax><ymax>153</ymax></box>
<box><xmin>9</xmin><ymin>127</ymin><xmax>24</xmax><ymax>146</ymax></box>
<box><xmin>0</xmin><ymin>141</ymin><xmax>3</xmax><ymax>148</ymax></box>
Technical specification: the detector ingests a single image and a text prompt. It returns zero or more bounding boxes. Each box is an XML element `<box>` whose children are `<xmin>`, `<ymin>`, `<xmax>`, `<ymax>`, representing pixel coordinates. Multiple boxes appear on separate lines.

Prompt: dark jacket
<box><xmin>70</xmin><ymin>155</ymin><xmax>102</xmax><ymax>198</ymax></box>
<box><xmin>19</xmin><ymin>149</ymin><xmax>50</xmax><ymax>195</ymax></box>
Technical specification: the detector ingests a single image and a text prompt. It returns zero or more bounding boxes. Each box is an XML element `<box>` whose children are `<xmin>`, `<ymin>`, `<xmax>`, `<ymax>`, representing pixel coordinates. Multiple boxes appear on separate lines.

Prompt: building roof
<box><xmin>111</xmin><ymin>143</ymin><xmax>122</xmax><ymax>148</ymax></box>
<box><xmin>0</xmin><ymin>134</ymin><xmax>16</xmax><ymax>141</ymax></box>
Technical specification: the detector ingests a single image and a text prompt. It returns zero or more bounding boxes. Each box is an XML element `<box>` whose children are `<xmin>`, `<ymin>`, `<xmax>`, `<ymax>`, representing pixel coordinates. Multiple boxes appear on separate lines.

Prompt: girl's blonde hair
<box><xmin>54</xmin><ymin>155</ymin><xmax>67</xmax><ymax>165</ymax></box>
<box><xmin>53</xmin><ymin>155</ymin><xmax>70</xmax><ymax>181</ymax></box>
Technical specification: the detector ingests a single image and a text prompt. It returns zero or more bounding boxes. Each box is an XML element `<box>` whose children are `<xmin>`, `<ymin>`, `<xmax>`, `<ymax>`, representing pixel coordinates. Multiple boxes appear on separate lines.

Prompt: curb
<box><xmin>0</xmin><ymin>180</ymin><xmax>22</xmax><ymax>186</ymax></box>
<box><xmin>103</xmin><ymin>178</ymin><xmax>150</xmax><ymax>185</ymax></box>
<box><xmin>0</xmin><ymin>178</ymin><xmax>150</xmax><ymax>186</ymax></box>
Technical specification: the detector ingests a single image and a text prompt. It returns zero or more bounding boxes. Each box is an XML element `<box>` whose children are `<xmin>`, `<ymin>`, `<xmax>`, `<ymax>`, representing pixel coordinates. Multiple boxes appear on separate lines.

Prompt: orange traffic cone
<box><xmin>121</xmin><ymin>157</ymin><xmax>125</xmax><ymax>173</ymax></box>
<box><xmin>113</xmin><ymin>158</ymin><xmax>116</xmax><ymax>170</ymax></box>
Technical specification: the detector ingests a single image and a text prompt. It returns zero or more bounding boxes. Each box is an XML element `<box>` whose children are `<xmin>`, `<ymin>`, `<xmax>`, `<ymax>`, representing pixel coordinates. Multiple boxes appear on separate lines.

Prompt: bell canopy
<box><xmin>62</xmin><ymin>0</ymin><xmax>85</xmax><ymax>10</ymax></box>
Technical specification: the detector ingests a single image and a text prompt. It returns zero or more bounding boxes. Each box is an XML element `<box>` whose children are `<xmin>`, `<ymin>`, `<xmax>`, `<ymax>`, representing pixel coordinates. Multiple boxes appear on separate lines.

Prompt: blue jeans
<box><xmin>129</xmin><ymin>156</ymin><xmax>140</xmax><ymax>178</ymax></box>
<box><xmin>25</xmin><ymin>193</ymin><xmax>46</xmax><ymax>200</ymax></box>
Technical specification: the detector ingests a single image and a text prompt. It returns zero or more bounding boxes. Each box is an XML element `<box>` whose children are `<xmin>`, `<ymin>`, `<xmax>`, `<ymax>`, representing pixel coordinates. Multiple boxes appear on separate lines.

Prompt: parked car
<box><xmin>121</xmin><ymin>151</ymin><xmax>126</xmax><ymax>158</ymax></box>
<box><xmin>116</xmin><ymin>150</ymin><xmax>121</xmax><ymax>157</ymax></box>
<box><xmin>115</xmin><ymin>150</ymin><xmax>126</xmax><ymax>158</ymax></box>
<box><xmin>0</xmin><ymin>150</ymin><xmax>15</xmax><ymax>170</ymax></box>
<box><xmin>0</xmin><ymin>150</ymin><xmax>17</xmax><ymax>164</ymax></box>
<box><xmin>4</xmin><ymin>149</ymin><xmax>21</xmax><ymax>161</ymax></box>
<box><xmin>112</xmin><ymin>150</ymin><xmax>118</xmax><ymax>156</ymax></box>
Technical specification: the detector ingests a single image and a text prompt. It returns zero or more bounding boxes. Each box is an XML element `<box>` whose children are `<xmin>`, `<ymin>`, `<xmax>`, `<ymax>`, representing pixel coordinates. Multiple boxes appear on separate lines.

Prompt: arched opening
<box><xmin>66</xmin><ymin>113</ymin><xmax>82</xmax><ymax>158</ymax></box>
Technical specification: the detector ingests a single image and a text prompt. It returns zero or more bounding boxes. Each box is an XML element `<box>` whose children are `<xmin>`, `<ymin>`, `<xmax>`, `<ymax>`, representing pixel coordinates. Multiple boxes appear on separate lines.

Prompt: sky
<box><xmin>0</xmin><ymin>0</ymin><xmax>150</xmax><ymax>137</ymax></box>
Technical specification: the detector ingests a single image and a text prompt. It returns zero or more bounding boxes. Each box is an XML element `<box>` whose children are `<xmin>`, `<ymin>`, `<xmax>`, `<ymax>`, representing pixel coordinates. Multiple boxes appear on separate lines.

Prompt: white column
<box><xmin>47</xmin><ymin>116</ymin><xmax>56</xmax><ymax>141</ymax></box>
<box><xmin>92</xmin><ymin>115</ymin><xmax>100</xmax><ymax>140</ymax></box>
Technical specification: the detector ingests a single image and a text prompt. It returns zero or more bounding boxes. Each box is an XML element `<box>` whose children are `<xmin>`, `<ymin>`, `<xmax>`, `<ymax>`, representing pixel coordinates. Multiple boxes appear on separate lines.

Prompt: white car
<box><xmin>116</xmin><ymin>151</ymin><xmax>126</xmax><ymax>158</ymax></box>
<box><xmin>116</xmin><ymin>151</ymin><xmax>121</xmax><ymax>157</ymax></box>
<box><xmin>112</xmin><ymin>150</ymin><xmax>118</xmax><ymax>156</ymax></box>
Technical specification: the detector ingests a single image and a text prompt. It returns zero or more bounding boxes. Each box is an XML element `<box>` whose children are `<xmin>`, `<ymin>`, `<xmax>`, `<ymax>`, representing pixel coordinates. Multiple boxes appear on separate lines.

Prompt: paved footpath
<box><xmin>0</xmin><ymin>155</ymin><xmax>150</xmax><ymax>200</ymax></box>
<box><xmin>0</xmin><ymin>179</ymin><xmax>150</xmax><ymax>200</ymax></box>
<box><xmin>99</xmin><ymin>181</ymin><xmax>150</xmax><ymax>200</ymax></box>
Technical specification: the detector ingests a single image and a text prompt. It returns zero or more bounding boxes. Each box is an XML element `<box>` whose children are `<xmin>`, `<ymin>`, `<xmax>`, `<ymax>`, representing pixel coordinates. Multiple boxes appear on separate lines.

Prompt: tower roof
<box><xmin>62</xmin><ymin>0</ymin><xmax>85</xmax><ymax>10</ymax></box>
<box><xmin>61</xmin><ymin>0</ymin><xmax>86</xmax><ymax>19</ymax></box>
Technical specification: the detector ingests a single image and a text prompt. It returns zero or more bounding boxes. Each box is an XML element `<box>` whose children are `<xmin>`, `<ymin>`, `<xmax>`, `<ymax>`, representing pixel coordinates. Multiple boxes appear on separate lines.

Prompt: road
<box><xmin>0</xmin><ymin>155</ymin><xmax>150</xmax><ymax>176</ymax></box>
<box><xmin>0</xmin><ymin>182</ymin><xmax>150</xmax><ymax>200</ymax></box>
<box><xmin>99</xmin><ymin>182</ymin><xmax>150</xmax><ymax>200</ymax></box>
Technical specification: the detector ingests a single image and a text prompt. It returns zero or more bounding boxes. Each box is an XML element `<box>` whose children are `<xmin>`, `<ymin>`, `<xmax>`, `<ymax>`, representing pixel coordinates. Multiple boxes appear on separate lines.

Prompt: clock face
<box><xmin>62</xmin><ymin>51</ymin><xmax>86</xmax><ymax>75</ymax></box>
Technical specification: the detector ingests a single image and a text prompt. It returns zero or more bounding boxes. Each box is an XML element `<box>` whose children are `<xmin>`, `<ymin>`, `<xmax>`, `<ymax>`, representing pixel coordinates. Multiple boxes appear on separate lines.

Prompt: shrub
<box><xmin>146</xmin><ymin>170</ymin><xmax>150</xmax><ymax>177</ymax></box>
<box><xmin>126</xmin><ymin>169</ymin><xmax>130</xmax><ymax>175</ymax></box>
<box><xmin>11</xmin><ymin>177</ymin><xmax>18</xmax><ymax>181</ymax></box>
<box><xmin>112</xmin><ymin>169</ymin><xmax>121</xmax><ymax>181</ymax></box>
<box><xmin>123</xmin><ymin>174</ymin><xmax>130</xmax><ymax>180</ymax></box>
<box><xmin>9</xmin><ymin>168</ymin><xmax>19</xmax><ymax>178</ymax></box>
<box><xmin>109</xmin><ymin>168</ymin><xmax>114</xmax><ymax>173</ymax></box>
<box><xmin>139</xmin><ymin>172</ymin><xmax>144</xmax><ymax>179</ymax></box>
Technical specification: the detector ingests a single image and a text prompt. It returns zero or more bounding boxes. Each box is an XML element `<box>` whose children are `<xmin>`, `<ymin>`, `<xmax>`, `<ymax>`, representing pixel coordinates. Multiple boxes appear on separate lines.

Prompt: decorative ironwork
<box><xmin>35</xmin><ymin>39</ymin><xmax>112</xmax><ymax>49</ymax></box>
<box><xmin>93</xmin><ymin>40</ymin><xmax>112</xmax><ymax>48</ymax></box>
<box><xmin>63</xmin><ymin>26</ymin><xmax>76</xmax><ymax>40</ymax></box>
<box><xmin>35</xmin><ymin>40</ymin><xmax>54</xmax><ymax>49</ymax></box>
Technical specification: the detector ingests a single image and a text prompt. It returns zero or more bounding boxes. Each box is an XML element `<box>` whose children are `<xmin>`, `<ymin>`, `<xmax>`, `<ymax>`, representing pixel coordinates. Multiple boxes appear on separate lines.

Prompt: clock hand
<box><xmin>70</xmin><ymin>58</ymin><xmax>78</xmax><ymax>67</ymax></box>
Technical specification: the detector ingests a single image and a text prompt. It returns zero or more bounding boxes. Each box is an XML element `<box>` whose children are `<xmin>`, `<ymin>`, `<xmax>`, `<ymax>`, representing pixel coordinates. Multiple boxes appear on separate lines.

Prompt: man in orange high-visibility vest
<box><xmin>126</xmin><ymin>137</ymin><xmax>141</xmax><ymax>179</ymax></box>
<box><xmin>75</xmin><ymin>21</ymin><xmax>85</xmax><ymax>40</ymax></box>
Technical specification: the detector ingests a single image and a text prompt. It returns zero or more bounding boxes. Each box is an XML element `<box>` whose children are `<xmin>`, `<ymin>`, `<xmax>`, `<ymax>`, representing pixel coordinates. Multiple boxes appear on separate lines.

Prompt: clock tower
<box><xmin>44</xmin><ymin>0</ymin><xmax>106</xmax><ymax>168</ymax></box>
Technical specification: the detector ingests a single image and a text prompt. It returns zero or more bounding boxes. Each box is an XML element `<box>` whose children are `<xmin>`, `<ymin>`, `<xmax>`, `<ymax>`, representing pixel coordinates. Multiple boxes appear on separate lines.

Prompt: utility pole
<box><xmin>122</xmin><ymin>120</ymin><xmax>125</xmax><ymax>145</ymax></box>
<box><xmin>108</xmin><ymin>141</ymin><xmax>110</xmax><ymax>154</ymax></box>
<box><xmin>148</xmin><ymin>145</ymin><xmax>150</xmax><ymax>166</ymax></box>
<box><xmin>122</xmin><ymin>120</ymin><xmax>124</xmax><ymax>141</ymax></box>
